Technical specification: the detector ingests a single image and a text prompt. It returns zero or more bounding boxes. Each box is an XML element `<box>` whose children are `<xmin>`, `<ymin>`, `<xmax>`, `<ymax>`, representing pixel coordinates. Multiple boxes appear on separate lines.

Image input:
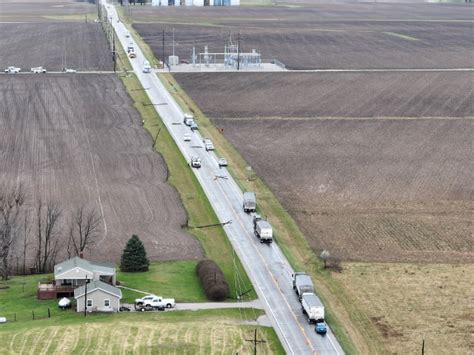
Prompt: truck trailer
<box><xmin>292</xmin><ymin>272</ymin><xmax>315</xmax><ymax>299</ymax></box>
<box><xmin>301</xmin><ymin>292</ymin><xmax>325</xmax><ymax>324</ymax></box>
<box><xmin>253</xmin><ymin>214</ymin><xmax>273</xmax><ymax>243</ymax></box>
<box><xmin>243</xmin><ymin>192</ymin><xmax>256</xmax><ymax>213</ymax></box>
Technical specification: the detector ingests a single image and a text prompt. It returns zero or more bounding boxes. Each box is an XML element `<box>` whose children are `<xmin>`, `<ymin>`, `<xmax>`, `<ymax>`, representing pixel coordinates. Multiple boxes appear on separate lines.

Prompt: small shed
<box><xmin>74</xmin><ymin>280</ymin><xmax>122</xmax><ymax>313</ymax></box>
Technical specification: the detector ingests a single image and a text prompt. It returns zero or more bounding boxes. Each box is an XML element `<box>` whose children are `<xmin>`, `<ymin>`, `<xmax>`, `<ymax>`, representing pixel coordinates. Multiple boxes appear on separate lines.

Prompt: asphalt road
<box><xmin>103</xmin><ymin>3</ymin><xmax>344</xmax><ymax>354</ymax></box>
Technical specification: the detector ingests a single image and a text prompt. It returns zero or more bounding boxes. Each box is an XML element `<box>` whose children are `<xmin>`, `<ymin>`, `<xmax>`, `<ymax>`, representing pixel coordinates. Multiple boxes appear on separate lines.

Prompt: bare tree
<box><xmin>35</xmin><ymin>200</ymin><xmax>63</xmax><ymax>273</ymax></box>
<box><xmin>20</xmin><ymin>212</ymin><xmax>32</xmax><ymax>275</ymax></box>
<box><xmin>0</xmin><ymin>183</ymin><xmax>26</xmax><ymax>280</ymax></box>
<box><xmin>68</xmin><ymin>205</ymin><xmax>102</xmax><ymax>257</ymax></box>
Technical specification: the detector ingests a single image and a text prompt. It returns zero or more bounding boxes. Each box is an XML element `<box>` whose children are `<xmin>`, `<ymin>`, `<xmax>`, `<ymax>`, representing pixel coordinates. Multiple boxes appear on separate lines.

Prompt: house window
<box><xmin>104</xmin><ymin>299</ymin><xmax>110</xmax><ymax>307</ymax></box>
<box><xmin>87</xmin><ymin>299</ymin><xmax>93</xmax><ymax>308</ymax></box>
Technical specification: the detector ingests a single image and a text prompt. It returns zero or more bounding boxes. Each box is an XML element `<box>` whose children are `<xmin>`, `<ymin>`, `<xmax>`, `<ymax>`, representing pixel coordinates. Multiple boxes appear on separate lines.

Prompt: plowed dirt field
<box><xmin>0</xmin><ymin>75</ymin><xmax>202</xmax><ymax>262</ymax></box>
<box><xmin>0</xmin><ymin>22</ymin><xmax>113</xmax><ymax>71</ymax></box>
<box><xmin>174</xmin><ymin>72</ymin><xmax>473</xmax><ymax>118</ymax></box>
<box><xmin>213</xmin><ymin>117</ymin><xmax>473</xmax><ymax>263</ymax></box>
<box><xmin>133</xmin><ymin>3</ymin><xmax>474</xmax><ymax>69</ymax></box>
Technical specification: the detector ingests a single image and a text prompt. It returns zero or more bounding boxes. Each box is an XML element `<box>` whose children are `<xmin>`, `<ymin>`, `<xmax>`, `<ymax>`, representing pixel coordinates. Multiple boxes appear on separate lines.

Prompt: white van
<box><xmin>143</xmin><ymin>60</ymin><xmax>151</xmax><ymax>74</ymax></box>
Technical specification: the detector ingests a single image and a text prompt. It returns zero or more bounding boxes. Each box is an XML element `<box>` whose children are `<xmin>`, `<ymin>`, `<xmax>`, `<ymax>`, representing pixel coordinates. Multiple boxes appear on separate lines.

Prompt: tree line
<box><xmin>0</xmin><ymin>182</ymin><xmax>103</xmax><ymax>280</ymax></box>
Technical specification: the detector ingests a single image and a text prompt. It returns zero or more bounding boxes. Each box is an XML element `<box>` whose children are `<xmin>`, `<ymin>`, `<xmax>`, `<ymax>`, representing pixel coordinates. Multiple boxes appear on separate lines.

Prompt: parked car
<box><xmin>135</xmin><ymin>294</ymin><xmax>175</xmax><ymax>309</ymax></box>
<box><xmin>184</xmin><ymin>134</ymin><xmax>191</xmax><ymax>142</ymax></box>
<box><xmin>190</xmin><ymin>122</ymin><xmax>199</xmax><ymax>131</ymax></box>
<box><xmin>4</xmin><ymin>66</ymin><xmax>21</xmax><ymax>74</ymax></box>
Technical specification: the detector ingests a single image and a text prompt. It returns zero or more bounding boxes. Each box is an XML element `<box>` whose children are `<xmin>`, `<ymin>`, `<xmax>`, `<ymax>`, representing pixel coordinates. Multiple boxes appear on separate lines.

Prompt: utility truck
<box><xmin>183</xmin><ymin>113</ymin><xmax>194</xmax><ymax>126</ymax></box>
<box><xmin>253</xmin><ymin>214</ymin><xmax>273</xmax><ymax>244</ymax></box>
<box><xmin>301</xmin><ymin>292</ymin><xmax>325</xmax><ymax>324</ymax></box>
<box><xmin>31</xmin><ymin>66</ymin><xmax>46</xmax><ymax>73</ymax></box>
<box><xmin>243</xmin><ymin>192</ymin><xmax>256</xmax><ymax>213</ymax></box>
<box><xmin>292</xmin><ymin>272</ymin><xmax>315</xmax><ymax>300</ymax></box>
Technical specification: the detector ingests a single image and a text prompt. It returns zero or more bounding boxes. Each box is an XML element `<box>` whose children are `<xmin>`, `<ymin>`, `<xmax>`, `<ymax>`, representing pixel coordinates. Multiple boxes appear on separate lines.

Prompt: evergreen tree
<box><xmin>120</xmin><ymin>235</ymin><xmax>150</xmax><ymax>272</ymax></box>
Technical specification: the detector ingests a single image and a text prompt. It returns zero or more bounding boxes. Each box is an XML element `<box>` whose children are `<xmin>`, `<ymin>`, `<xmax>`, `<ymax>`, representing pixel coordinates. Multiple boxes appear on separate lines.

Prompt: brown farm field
<box><xmin>0</xmin><ymin>0</ymin><xmax>96</xmax><ymax>22</ymax></box>
<box><xmin>174</xmin><ymin>72</ymin><xmax>474</xmax><ymax>118</ymax></box>
<box><xmin>0</xmin><ymin>75</ymin><xmax>202</xmax><ymax>262</ymax></box>
<box><xmin>132</xmin><ymin>3</ymin><xmax>474</xmax><ymax>69</ymax></box>
<box><xmin>211</xmin><ymin>117</ymin><xmax>473</xmax><ymax>263</ymax></box>
<box><xmin>0</xmin><ymin>22</ymin><xmax>113</xmax><ymax>71</ymax></box>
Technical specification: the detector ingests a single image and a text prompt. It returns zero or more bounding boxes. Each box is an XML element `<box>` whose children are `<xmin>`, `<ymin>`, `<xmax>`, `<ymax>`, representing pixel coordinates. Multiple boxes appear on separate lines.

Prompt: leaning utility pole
<box><xmin>245</xmin><ymin>329</ymin><xmax>266</xmax><ymax>355</ymax></box>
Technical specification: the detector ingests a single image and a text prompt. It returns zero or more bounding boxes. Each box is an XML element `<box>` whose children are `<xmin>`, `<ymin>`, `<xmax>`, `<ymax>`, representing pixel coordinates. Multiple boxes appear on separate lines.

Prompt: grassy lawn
<box><xmin>0</xmin><ymin>274</ymin><xmax>57</xmax><ymax>321</ymax></box>
<box><xmin>0</xmin><ymin>308</ymin><xmax>284</xmax><ymax>354</ymax></box>
<box><xmin>118</xmin><ymin>261</ymin><xmax>207</xmax><ymax>303</ymax></box>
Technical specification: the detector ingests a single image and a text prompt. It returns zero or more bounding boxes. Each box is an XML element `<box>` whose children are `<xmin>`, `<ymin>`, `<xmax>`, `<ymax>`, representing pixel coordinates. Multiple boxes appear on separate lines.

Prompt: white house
<box><xmin>74</xmin><ymin>280</ymin><xmax>122</xmax><ymax>313</ymax></box>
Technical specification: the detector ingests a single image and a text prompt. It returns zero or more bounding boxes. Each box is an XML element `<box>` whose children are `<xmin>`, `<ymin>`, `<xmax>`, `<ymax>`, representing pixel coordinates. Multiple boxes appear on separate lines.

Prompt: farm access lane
<box><xmin>103</xmin><ymin>2</ymin><xmax>343</xmax><ymax>354</ymax></box>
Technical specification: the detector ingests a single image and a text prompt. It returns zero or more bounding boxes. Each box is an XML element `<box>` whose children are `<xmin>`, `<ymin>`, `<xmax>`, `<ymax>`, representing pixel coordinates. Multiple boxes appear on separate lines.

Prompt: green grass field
<box><xmin>119</xmin><ymin>261</ymin><xmax>207</xmax><ymax>303</ymax></box>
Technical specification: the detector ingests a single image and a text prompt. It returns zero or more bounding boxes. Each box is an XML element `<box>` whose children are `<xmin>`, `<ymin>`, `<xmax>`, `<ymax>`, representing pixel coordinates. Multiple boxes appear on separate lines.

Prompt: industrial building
<box><xmin>151</xmin><ymin>0</ymin><xmax>239</xmax><ymax>6</ymax></box>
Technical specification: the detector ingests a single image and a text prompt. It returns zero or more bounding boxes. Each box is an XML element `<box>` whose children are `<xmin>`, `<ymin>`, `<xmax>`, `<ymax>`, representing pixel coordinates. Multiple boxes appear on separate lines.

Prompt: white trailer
<box><xmin>243</xmin><ymin>192</ymin><xmax>256</xmax><ymax>213</ymax></box>
<box><xmin>253</xmin><ymin>215</ymin><xmax>273</xmax><ymax>244</ymax></box>
<box><xmin>292</xmin><ymin>272</ymin><xmax>314</xmax><ymax>299</ymax></box>
<box><xmin>301</xmin><ymin>293</ymin><xmax>325</xmax><ymax>324</ymax></box>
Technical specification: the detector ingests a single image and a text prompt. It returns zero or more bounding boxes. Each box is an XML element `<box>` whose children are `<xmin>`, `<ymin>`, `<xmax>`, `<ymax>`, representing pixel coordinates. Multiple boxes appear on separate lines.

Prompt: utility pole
<box><xmin>112</xmin><ymin>30</ymin><xmax>116</xmax><ymax>72</ymax></box>
<box><xmin>245</xmin><ymin>329</ymin><xmax>266</xmax><ymax>355</ymax></box>
<box><xmin>237</xmin><ymin>32</ymin><xmax>240</xmax><ymax>71</ymax></box>
<box><xmin>162</xmin><ymin>29</ymin><xmax>166</xmax><ymax>68</ymax></box>
<box><xmin>84</xmin><ymin>275</ymin><xmax>89</xmax><ymax>317</ymax></box>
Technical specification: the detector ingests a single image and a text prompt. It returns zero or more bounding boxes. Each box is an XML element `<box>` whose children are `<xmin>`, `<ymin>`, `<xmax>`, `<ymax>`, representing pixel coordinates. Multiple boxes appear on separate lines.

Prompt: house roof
<box><xmin>54</xmin><ymin>257</ymin><xmax>115</xmax><ymax>278</ymax></box>
<box><xmin>74</xmin><ymin>280</ymin><xmax>122</xmax><ymax>299</ymax></box>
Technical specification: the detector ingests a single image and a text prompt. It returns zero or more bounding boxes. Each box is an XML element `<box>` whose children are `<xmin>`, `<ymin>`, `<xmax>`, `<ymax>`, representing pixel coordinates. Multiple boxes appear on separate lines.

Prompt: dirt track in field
<box><xmin>133</xmin><ymin>3</ymin><xmax>474</xmax><ymax>69</ymax></box>
<box><xmin>0</xmin><ymin>75</ymin><xmax>202</xmax><ymax>262</ymax></box>
<box><xmin>174</xmin><ymin>72</ymin><xmax>474</xmax><ymax>118</ymax></box>
<box><xmin>213</xmin><ymin>117</ymin><xmax>473</xmax><ymax>263</ymax></box>
<box><xmin>0</xmin><ymin>22</ymin><xmax>113</xmax><ymax>71</ymax></box>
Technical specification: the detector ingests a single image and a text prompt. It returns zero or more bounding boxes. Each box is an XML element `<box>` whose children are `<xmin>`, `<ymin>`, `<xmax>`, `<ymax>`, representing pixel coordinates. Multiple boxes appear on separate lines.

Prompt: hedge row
<box><xmin>196</xmin><ymin>259</ymin><xmax>230</xmax><ymax>301</ymax></box>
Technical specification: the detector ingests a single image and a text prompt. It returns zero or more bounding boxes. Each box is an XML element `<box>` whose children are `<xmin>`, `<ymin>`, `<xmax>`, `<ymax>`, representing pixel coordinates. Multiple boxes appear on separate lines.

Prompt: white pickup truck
<box><xmin>135</xmin><ymin>294</ymin><xmax>176</xmax><ymax>310</ymax></box>
<box><xmin>4</xmin><ymin>66</ymin><xmax>21</xmax><ymax>74</ymax></box>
